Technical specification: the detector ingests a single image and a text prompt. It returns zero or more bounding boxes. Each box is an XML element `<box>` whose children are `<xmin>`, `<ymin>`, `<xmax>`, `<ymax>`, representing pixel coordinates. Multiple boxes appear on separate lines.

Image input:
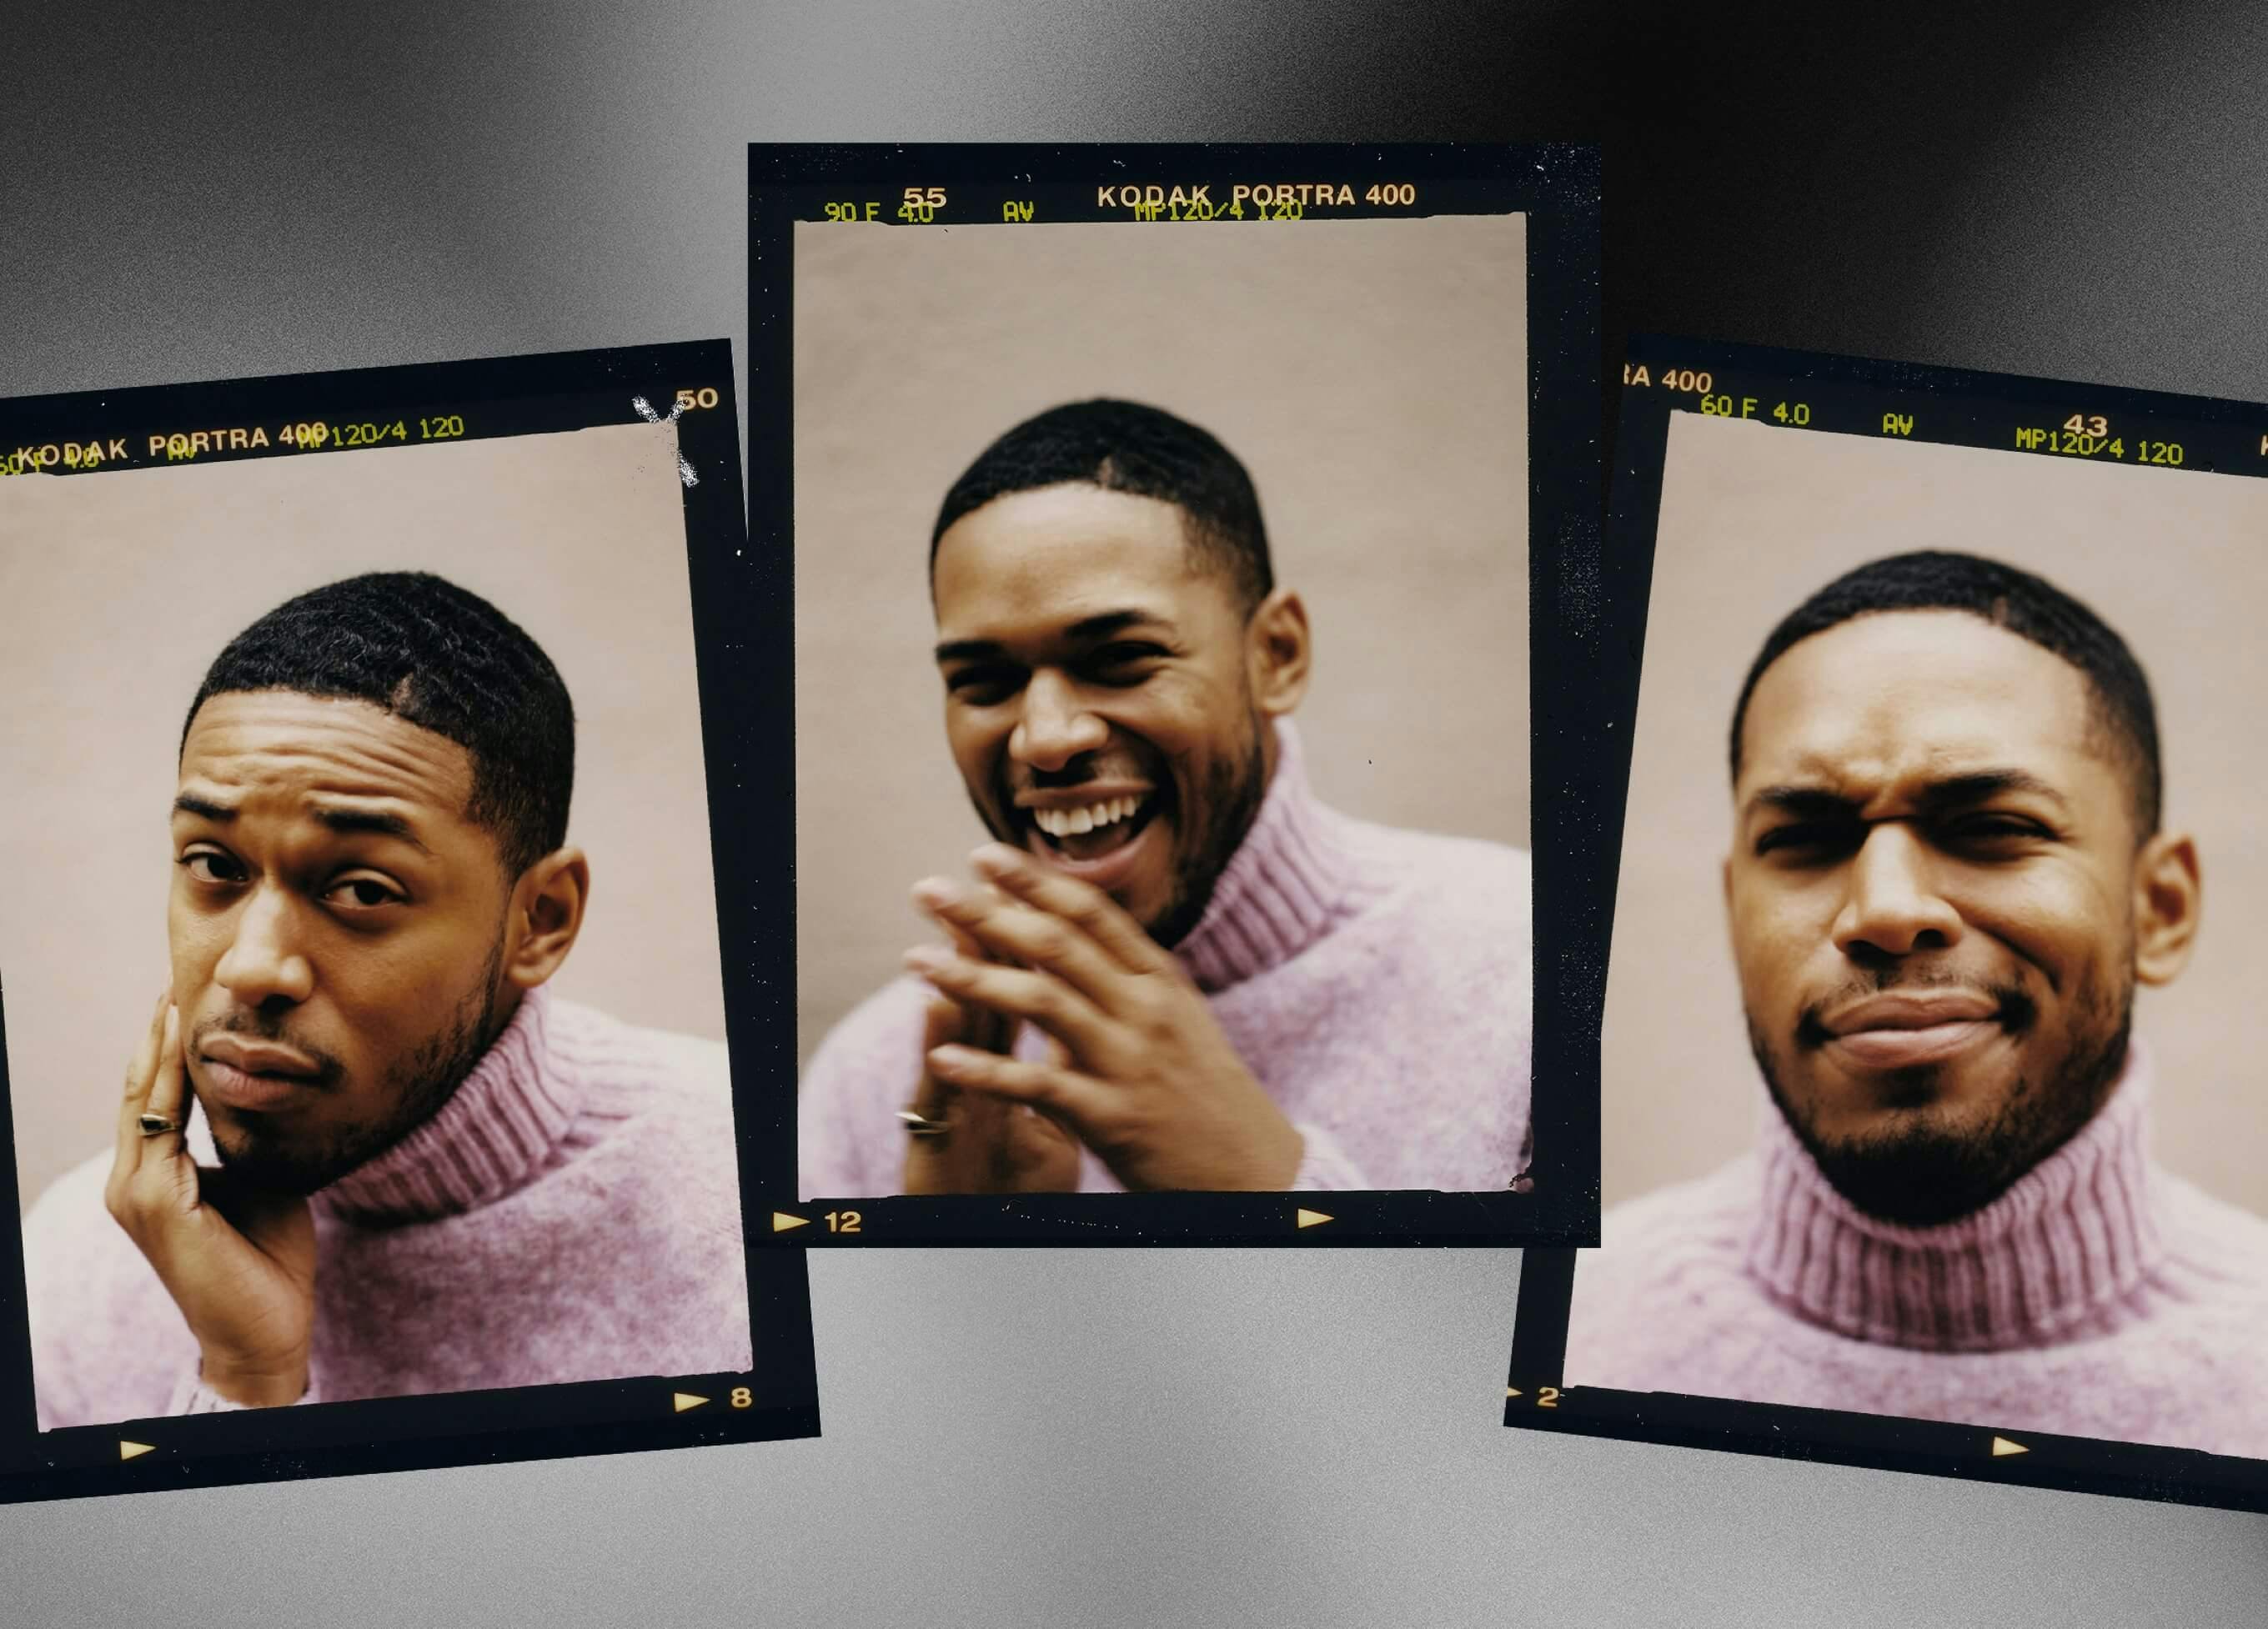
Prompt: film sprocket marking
<box><xmin>1504</xmin><ymin>335</ymin><xmax>2268</xmax><ymax>1515</ymax></box>
<box><xmin>751</xmin><ymin>142</ymin><xmax>1604</xmax><ymax>1248</ymax></box>
<box><xmin>0</xmin><ymin>342</ymin><xmax>817</xmax><ymax>1505</ymax></box>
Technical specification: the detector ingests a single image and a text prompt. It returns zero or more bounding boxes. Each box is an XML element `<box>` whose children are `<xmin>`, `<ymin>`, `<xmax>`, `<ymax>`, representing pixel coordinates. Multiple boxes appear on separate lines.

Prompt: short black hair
<box><xmin>1729</xmin><ymin>550</ymin><xmax>2162</xmax><ymax>836</ymax></box>
<box><xmin>183</xmin><ymin>572</ymin><xmax>575</xmax><ymax>877</ymax></box>
<box><xmin>929</xmin><ymin>398</ymin><xmax>1275</xmax><ymax>614</ymax></box>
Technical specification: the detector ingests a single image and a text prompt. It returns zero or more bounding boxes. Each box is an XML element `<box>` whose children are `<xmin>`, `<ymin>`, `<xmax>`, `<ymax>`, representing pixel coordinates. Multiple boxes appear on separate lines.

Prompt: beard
<box><xmin>204</xmin><ymin>935</ymin><xmax>507</xmax><ymax>1196</ymax></box>
<box><xmin>1748</xmin><ymin>959</ymin><xmax>2135</xmax><ymax>1228</ymax></box>
<box><xmin>1145</xmin><ymin>710</ymin><xmax>1272</xmax><ymax>950</ymax></box>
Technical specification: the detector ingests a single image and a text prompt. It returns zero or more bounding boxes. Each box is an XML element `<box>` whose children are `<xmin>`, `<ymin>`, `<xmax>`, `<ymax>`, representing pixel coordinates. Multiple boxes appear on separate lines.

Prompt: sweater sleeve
<box><xmin>1287</xmin><ymin>1121</ymin><xmax>1372</xmax><ymax>1190</ymax></box>
<box><xmin>798</xmin><ymin>980</ymin><xmax>933</xmax><ymax>1200</ymax></box>
<box><xmin>165</xmin><ymin>1369</ymin><xmax>322</xmax><ymax>1414</ymax></box>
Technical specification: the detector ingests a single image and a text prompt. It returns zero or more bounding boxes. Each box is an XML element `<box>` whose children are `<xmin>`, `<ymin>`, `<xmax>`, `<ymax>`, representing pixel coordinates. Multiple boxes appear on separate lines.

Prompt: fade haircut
<box><xmin>1729</xmin><ymin>550</ymin><xmax>2162</xmax><ymax>838</ymax></box>
<box><xmin>183</xmin><ymin>572</ymin><xmax>575</xmax><ymax>878</ymax></box>
<box><xmin>930</xmin><ymin>398</ymin><xmax>1275</xmax><ymax>615</ymax></box>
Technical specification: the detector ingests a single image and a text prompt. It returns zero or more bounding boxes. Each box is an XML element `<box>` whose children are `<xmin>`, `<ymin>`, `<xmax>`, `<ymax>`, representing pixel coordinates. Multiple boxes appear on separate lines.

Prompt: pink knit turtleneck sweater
<box><xmin>798</xmin><ymin>719</ymin><xmax>1534</xmax><ymax>1196</ymax></box>
<box><xmin>1567</xmin><ymin>1044</ymin><xmax>2268</xmax><ymax>1458</ymax></box>
<box><xmin>23</xmin><ymin>985</ymin><xmax>754</xmax><ymax>1428</ymax></box>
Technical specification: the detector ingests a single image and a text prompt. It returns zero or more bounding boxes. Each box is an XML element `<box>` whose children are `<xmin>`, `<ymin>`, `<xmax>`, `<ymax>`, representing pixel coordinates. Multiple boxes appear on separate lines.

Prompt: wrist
<box><xmin>198</xmin><ymin>1349</ymin><xmax>309</xmax><ymax>1408</ymax></box>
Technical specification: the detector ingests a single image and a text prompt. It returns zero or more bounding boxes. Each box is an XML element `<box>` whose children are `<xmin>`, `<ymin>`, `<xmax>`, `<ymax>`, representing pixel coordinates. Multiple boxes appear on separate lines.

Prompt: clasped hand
<box><xmin>901</xmin><ymin>843</ymin><xmax>1302</xmax><ymax>1193</ymax></box>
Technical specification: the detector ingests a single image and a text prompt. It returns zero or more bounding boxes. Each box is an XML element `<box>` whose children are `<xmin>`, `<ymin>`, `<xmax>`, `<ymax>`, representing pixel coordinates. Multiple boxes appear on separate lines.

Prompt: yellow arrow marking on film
<box><xmin>1505</xmin><ymin>1387</ymin><xmax>1522</xmax><ymax>1399</ymax></box>
<box><xmin>673</xmin><ymin>1393</ymin><xmax>710</xmax><ymax>1413</ymax></box>
<box><xmin>1990</xmin><ymin>1436</ymin><xmax>2029</xmax><ymax>1457</ymax></box>
<box><xmin>771</xmin><ymin>1212</ymin><xmax>810</xmax><ymax>1232</ymax></box>
<box><xmin>118</xmin><ymin>1441</ymin><xmax>155</xmax><ymax>1461</ymax></box>
<box><xmin>1296</xmin><ymin>1209</ymin><xmax>1333</xmax><ymax>1229</ymax></box>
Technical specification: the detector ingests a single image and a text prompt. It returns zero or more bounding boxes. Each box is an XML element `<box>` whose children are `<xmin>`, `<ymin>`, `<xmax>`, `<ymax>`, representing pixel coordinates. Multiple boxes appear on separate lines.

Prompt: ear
<box><xmin>1247</xmin><ymin>587</ymin><xmax>1312</xmax><ymax>717</ymax></box>
<box><xmin>2131</xmin><ymin>830</ymin><xmax>2200</xmax><ymax>986</ymax></box>
<box><xmin>504</xmin><ymin>847</ymin><xmax>590</xmax><ymax>990</ymax></box>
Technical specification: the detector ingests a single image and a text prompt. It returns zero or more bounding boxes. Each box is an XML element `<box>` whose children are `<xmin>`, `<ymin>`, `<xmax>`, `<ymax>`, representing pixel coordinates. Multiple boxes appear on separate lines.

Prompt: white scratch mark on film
<box><xmin>630</xmin><ymin>395</ymin><xmax>701</xmax><ymax>488</ymax></box>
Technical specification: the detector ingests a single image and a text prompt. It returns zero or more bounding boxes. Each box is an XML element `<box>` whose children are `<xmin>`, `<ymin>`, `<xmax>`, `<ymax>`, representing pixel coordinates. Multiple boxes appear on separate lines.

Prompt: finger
<box><xmin>906</xmin><ymin>997</ymin><xmax>968</xmax><ymax>1123</ymax></box>
<box><xmin>141</xmin><ymin>1006</ymin><xmax>193</xmax><ymax>1162</ymax></box>
<box><xmin>967</xmin><ymin>844</ymin><xmax>1170</xmax><ymax>974</ymax></box>
<box><xmin>903</xmin><ymin>947</ymin><xmax>1111</xmax><ymax>1058</ymax></box>
<box><xmin>912</xmin><ymin>877</ymin><xmax>1130</xmax><ymax>1014</ymax></box>
<box><xmin>915</xmin><ymin>885</ymin><xmax>1015</xmax><ymax>1052</ymax></box>
<box><xmin>113</xmin><ymin>998</ymin><xmax>178</xmax><ymax>1179</ymax></box>
<box><xmin>927</xmin><ymin>1040</ymin><xmax>1108</xmax><ymax>1127</ymax></box>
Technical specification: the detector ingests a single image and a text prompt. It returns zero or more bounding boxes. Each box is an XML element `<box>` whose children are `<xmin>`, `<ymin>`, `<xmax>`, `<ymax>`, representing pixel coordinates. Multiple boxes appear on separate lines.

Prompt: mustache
<box><xmin>1794</xmin><ymin>975</ymin><xmax>2038</xmax><ymax>1052</ymax></box>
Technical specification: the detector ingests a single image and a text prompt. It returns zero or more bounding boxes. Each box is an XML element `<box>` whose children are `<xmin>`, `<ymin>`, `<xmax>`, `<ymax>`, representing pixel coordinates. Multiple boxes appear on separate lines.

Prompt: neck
<box><xmin>1745</xmin><ymin>1042</ymin><xmax>2165</xmax><ymax>1351</ymax></box>
<box><xmin>1171</xmin><ymin>718</ymin><xmax>1367</xmax><ymax>992</ymax></box>
<box><xmin>317</xmin><ymin>982</ymin><xmax>580</xmax><ymax>1223</ymax></box>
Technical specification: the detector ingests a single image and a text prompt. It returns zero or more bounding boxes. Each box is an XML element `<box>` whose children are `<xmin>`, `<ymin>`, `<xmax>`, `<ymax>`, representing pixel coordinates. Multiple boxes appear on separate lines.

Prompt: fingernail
<box><xmin>929</xmin><ymin>1043</ymin><xmax>978</xmax><ymax>1067</ymax></box>
<box><xmin>970</xmin><ymin>844</ymin><xmax>1023</xmax><ymax>878</ymax></box>
<box><xmin>903</xmin><ymin>945</ymin><xmax>950</xmax><ymax>973</ymax></box>
<box><xmin>910</xmin><ymin>877</ymin><xmax>960</xmax><ymax>911</ymax></box>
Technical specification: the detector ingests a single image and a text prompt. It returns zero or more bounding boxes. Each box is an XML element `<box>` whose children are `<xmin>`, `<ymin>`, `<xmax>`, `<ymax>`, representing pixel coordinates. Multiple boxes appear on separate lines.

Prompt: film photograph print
<box><xmin>0</xmin><ymin>343</ymin><xmax>817</xmax><ymax>1504</ymax></box>
<box><xmin>1508</xmin><ymin>338</ymin><xmax>2268</xmax><ymax>1513</ymax></box>
<box><xmin>752</xmin><ymin>143</ymin><xmax>1602</xmax><ymax>1246</ymax></box>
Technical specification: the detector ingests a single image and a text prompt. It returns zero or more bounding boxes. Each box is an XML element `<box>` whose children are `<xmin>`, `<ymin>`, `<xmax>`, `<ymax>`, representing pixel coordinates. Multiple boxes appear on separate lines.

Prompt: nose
<box><xmin>213</xmin><ymin>883</ymin><xmax>315</xmax><ymax>1008</ymax></box>
<box><xmin>1832</xmin><ymin>824</ymin><xmax>1964</xmax><ymax>961</ymax></box>
<box><xmin>1009</xmin><ymin>669</ymin><xmax>1109</xmax><ymax>772</ymax></box>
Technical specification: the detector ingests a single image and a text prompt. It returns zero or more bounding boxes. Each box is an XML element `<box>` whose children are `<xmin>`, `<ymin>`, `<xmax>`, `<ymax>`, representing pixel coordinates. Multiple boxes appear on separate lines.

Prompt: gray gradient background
<box><xmin>3</xmin><ymin>3</ymin><xmax>2265</xmax><ymax>1624</ymax></box>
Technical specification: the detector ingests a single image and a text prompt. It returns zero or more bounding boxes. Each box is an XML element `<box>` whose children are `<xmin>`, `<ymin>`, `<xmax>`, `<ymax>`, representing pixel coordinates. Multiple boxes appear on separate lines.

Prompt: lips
<box><xmin>1821</xmin><ymin>991</ymin><xmax>2002</xmax><ymax>1071</ymax></box>
<box><xmin>196</xmin><ymin>1035</ymin><xmax>324</xmax><ymax>1112</ymax></box>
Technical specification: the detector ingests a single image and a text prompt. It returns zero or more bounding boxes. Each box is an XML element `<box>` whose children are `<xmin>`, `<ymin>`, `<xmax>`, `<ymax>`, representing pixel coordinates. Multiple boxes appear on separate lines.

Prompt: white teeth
<box><xmin>1031</xmin><ymin>794</ymin><xmax>1148</xmax><ymax>840</ymax></box>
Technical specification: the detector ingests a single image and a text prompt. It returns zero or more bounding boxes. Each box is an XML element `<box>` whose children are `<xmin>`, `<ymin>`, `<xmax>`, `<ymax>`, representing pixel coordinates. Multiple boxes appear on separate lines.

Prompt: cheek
<box><xmin>1727</xmin><ymin>888</ymin><xmax>1814</xmax><ymax>1007</ymax></box>
<box><xmin>944</xmin><ymin>711</ymin><xmax>1006</xmax><ymax>779</ymax></box>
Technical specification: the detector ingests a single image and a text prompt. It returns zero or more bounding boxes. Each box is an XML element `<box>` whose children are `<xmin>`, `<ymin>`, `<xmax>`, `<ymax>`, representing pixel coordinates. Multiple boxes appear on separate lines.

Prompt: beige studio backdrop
<box><xmin>792</xmin><ymin>213</ymin><xmax>1531</xmax><ymax>1067</ymax></box>
<box><xmin>1605</xmin><ymin>409</ymin><xmax>2268</xmax><ymax>1217</ymax></box>
<box><xmin>0</xmin><ymin>421</ymin><xmax>728</xmax><ymax>1212</ymax></box>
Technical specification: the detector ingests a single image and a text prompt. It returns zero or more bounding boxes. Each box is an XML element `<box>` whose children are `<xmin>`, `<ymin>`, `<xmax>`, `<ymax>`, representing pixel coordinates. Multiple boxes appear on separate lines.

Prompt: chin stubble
<box><xmin>1750</xmin><ymin>968</ymin><xmax>2134</xmax><ymax>1227</ymax></box>
<box><xmin>212</xmin><ymin>936</ymin><xmax>507</xmax><ymax>1196</ymax></box>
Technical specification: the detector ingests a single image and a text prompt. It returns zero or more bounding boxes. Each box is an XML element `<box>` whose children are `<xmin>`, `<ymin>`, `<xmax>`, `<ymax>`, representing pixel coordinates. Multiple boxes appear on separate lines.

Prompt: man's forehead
<box><xmin>1740</xmin><ymin>610</ymin><xmax>2096</xmax><ymax>786</ymax></box>
<box><xmin>931</xmin><ymin>484</ymin><xmax>1213</xmax><ymax>629</ymax></box>
<box><xmin>178</xmin><ymin>689</ymin><xmax>474</xmax><ymax>813</ymax></box>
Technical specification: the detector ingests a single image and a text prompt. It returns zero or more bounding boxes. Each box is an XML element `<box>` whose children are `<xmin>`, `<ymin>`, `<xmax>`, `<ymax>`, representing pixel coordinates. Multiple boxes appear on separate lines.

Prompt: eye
<box><xmin>1084</xmin><ymin>642</ymin><xmax>1168</xmax><ymax>684</ymax></box>
<box><xmin>324</xmin><ymin>875</ymin><xmax>407</xmax><ymax>911</ymax></box>
<box><xmin>1941</xmin><ymin>813</ymin><xmax>2050</xmax><ymax>849</ymax></box>
<box><xmin>176</xmin><ymin>848</ymin><xmax>245</xmax><ymax>885</ymax></box>
<box><xmin>945</xmin><ymin>665</ymin><xmax>1024</xmax><ymax>704</ymax></box>
<box><xmin>1754</xmin><ymin>822</ymin><xmax>1862</xmax><ymax>861</ymax></box>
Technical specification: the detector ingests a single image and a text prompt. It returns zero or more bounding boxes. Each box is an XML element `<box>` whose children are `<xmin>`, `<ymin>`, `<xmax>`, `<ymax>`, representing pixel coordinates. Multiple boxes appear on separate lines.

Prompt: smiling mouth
<box><xmin>1023</xmin><ymin>789</ymin><xmax>1163</xmax><ymax>863</ymax></box>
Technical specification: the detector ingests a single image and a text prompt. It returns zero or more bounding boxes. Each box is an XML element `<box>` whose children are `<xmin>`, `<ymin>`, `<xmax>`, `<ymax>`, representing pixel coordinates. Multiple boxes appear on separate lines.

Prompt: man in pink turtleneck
<box><xmin>23</xmin><ymin>572</ymin><xmax>751</xmax><ymax>1426</ymax></box>
<box><xmin>1570</xmin><ymin>550</ymin><xmax>2268</xmax><ymax>1460</ymax></box>
<box><xmin>797</xmin><ymin>400</ymin><xmax>1533</xmax><ymax>1197</ymax></box>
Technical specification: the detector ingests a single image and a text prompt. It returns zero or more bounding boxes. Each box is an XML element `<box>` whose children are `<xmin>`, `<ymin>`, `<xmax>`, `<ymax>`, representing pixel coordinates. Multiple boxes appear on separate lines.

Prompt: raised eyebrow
<box><xmin>173</xmin><ymin>792</ymin><xmax>236</xmax><ymax>823</ymax></box>
<box><xmin>309</xmin><ymin>804</ymin><xmax>435</xmax><ymax>855</ymax></box>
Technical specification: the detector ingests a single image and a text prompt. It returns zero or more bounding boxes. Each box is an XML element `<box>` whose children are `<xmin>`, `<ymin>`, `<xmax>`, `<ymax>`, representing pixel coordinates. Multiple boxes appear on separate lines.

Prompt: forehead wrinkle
<box><xmin>178</xmin><ymin>694</ymin><xmax>474</xmax><ymax>823</ymax></box>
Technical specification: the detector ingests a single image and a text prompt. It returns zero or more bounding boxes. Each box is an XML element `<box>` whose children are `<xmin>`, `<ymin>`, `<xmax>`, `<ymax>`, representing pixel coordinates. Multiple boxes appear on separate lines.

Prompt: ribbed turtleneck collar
<box><xmin>314</xmin><ymin>984</ymin><xmax>581</xmax><ymax>1226</ymax></box>
<box><xmin>1744</xmin><ymin>1042</ymin><xmax>2164</xmax><ymax>1352</ymax></box>
<box><xmin>1172</xmin><ymin>719</ymin><xmax>1362</xmax><ymax>994</ymax></box>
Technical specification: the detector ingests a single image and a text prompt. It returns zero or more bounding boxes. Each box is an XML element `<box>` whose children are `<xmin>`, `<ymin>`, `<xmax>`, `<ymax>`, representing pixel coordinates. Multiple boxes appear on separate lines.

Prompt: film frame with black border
<box><xmin>750</xmin><ymin>142</ymin><xmax>1603</xmax><ymax>1248</ymax></box>
<box><xmin>0</xmin><ymin>341</ymin><xmax>819</xmax><ymax>1505</ymax></box>
<box><xmin>1505</xmin><ymin>335</ymin><xmax>2268</xmax><ymax>1515</ymax></box>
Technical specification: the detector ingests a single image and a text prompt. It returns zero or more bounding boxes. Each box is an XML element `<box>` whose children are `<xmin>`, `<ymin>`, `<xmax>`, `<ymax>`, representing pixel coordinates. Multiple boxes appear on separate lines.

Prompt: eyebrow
<box><xmin>1745</xmin><ymin>769</ymin><xmax>2072</xmax><ymax>823</ymax></box>
<box><xmin>934</xmin><ymin>609</ymin><xmax>1167</xmax><ymax>665</ymax></box>
<box><xmin>172</xmin><ymin>793</ymin><xmax>436</xmax><ymax>856</ymax></box>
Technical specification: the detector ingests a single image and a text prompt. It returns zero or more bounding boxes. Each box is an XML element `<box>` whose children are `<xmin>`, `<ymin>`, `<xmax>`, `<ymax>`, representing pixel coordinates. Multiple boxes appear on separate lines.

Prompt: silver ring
<box><xmin>137</xmin><ymin>1114</ymin><xmax>181</xmax><ymax>1139</ymax></box>
<box><xmin>896</xmin><ymin>1108</ymin><xmax>952</xmax><ymax>1139</ymax></box>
